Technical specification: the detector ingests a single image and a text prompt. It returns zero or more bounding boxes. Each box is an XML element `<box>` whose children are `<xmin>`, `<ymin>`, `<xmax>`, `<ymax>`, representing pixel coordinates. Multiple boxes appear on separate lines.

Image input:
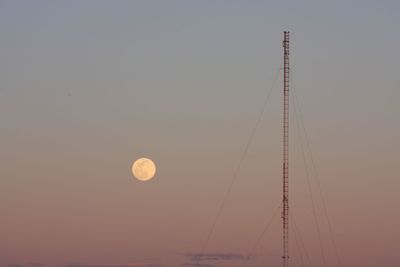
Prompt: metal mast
<box><xmin>282</xmin><ymin>31</ymin><xmax>290</xmax><ymax>267</ymax></box>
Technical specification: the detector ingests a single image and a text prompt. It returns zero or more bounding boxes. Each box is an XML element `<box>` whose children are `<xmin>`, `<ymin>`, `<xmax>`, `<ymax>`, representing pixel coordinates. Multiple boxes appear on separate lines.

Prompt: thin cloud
<box><xmin>64</xmin><ymin>264</ymin><xmax>159</xmax><ymax>267</ymax></box>
<box><xmin>182</xmin><ymin>263</ymin><xmax>215</xmax><ymax>267</ymax></box>
<box><xmin>184</xmin><ymin>252</ymin><xmax>246</xmax><ymax>262</ymax></box>
<box><xmin>5</xmin><ymin>264</ymin><xmax>44</xmax><ymax>267</ymax></box>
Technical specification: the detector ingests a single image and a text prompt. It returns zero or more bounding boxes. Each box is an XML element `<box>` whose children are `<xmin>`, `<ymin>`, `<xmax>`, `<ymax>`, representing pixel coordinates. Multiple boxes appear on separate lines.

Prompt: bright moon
<box><xmin>132</xmin><ymin>158</ymin><xmax>156</xmax><ymax>181</ymax></box>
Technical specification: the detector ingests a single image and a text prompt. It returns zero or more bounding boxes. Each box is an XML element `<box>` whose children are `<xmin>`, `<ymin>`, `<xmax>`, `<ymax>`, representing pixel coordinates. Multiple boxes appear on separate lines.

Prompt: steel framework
<box><xmin>282</xmin><ymin>31</ymin><xmax>290</xmax><ymax>267</ymax></box>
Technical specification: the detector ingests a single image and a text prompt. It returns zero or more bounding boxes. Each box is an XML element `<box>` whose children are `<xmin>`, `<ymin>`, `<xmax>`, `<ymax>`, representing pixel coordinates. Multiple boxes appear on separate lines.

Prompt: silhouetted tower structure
<box><xmin>282</xmin><ymin>31</ymin><xmax>290</xmax><ymax>267</ymax></box>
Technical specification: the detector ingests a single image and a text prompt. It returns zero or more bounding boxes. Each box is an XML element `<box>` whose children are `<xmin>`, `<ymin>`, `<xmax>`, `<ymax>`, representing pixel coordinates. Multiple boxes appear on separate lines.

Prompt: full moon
<box><xmin>132</xmin><ymin>158</ymin><xmax>156</xmax><ymax>181</ymax></box>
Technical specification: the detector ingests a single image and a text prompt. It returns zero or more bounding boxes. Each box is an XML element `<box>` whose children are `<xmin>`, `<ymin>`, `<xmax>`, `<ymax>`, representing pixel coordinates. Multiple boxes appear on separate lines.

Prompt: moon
<box><xmin>132</xmin><ymin>158</ymin><xmax>156</xmax><ymax>181</ymax></box>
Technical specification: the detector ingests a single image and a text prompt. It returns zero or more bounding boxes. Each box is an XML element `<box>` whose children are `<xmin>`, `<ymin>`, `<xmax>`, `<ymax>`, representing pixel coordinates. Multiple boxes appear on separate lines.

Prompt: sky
<box><xmin>1</xmin><ymin>1</ymin><xmax>400</xmax><ymax>267</ymax></box>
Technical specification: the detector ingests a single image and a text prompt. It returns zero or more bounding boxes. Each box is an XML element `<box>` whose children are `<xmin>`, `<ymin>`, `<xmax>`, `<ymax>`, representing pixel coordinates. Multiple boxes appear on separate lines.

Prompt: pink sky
<box><xmin>1</xmin><ymin>1</ymin><xmax>399</xmax><ymax>267</ymax></box>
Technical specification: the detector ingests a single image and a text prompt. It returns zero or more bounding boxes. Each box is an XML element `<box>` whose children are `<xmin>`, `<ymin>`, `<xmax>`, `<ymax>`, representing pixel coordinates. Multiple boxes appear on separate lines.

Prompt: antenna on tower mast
<box><xmin>282</xmin><ymin>31</ymin><xmax>290</xmax><ymax>267</ymax></box>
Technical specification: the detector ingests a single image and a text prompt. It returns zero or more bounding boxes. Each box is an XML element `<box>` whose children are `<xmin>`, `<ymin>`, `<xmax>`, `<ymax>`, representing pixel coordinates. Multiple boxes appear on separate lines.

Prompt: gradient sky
<box><xmin>1</xmin><ymin>1</ymin><xmax>400</xmax><ymax>267</ymax></box>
